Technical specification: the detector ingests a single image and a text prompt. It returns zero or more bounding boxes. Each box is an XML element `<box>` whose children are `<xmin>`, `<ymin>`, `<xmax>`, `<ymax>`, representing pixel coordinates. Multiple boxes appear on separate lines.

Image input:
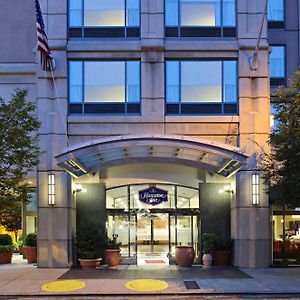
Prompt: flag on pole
<box><xmin>35</xmin><ymin>0</ymin><xmax>54</xmax><ymax>71</ymax></box>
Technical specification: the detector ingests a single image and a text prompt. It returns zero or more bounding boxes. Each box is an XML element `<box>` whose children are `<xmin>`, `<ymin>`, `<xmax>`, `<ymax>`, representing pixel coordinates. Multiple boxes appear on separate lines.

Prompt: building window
<box><xmin>268</xmin><ymin>0</ymin><xmax>284</xmax><ymax>21</ymax></box>
<box><xmin>69</xmin><ymin>61</ymin><xmax>141</xmax><ymax>114</ymax></box>
<box><xmin>165</xmin><ymin>0</ymin><xmax>236</xmax><ymax>37</ymax></box>
<box><xmin>166</xmin><ymin>60</ymin><xmax>238</xmax><ymax>115</ymax></box>
<box><xmin>270</xmin><ymin>46</ymin><xmax>285</xmax><ymax>87</ymax></box>
<box><xmin>69</xmin><ymin>0</ymin><xmax>140</xmax><ymax>38</ymax></box>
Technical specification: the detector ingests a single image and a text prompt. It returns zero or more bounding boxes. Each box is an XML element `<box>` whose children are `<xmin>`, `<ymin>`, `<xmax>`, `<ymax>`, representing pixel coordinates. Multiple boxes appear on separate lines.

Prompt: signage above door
<box><xmin>139</xmin><ymin>187</ymin><xmax>168</xmax><ymax>205</ymax></box>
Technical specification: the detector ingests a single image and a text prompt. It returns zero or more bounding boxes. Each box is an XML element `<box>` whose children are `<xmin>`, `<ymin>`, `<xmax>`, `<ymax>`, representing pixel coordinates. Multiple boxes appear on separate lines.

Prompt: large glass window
<box><xmin>69</xmin><ymin>61</ymin><xmax>140</xmax><ymax>114</ymax></box>
<box><xmin>166</xmin><ymin>60</ymin><xmax>238</xmax><ymax>114</ymax></box>
<box><xmin>165</xmin><ymin>0</ymin><xmax>236</xmax><ymax>37</ymax></box>
<box><xmin>69</xmin><ymin>0</ymin><xmax>140</xmax><ymax>38</ymax></box>
<box><xmin>270</xmin><ymin>46</ymin><xmax>285</xmax><ymax>87</ymax></box>
<box><xmin>268</xmin><ymin>0</ymin><xmax>284</xmax><ymax>22</ymax></box>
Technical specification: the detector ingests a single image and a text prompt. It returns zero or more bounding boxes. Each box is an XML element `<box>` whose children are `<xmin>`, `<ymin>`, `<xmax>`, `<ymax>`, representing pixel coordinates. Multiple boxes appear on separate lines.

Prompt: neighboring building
<box><xmin>1</xmin><ymin>0</ymin><xmax>295</xmax><ymax>268</ymax></box>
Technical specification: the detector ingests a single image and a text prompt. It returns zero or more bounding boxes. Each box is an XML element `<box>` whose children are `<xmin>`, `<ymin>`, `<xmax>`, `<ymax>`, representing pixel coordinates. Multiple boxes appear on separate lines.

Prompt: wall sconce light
<box><xmin>218</xmin><ymin>184</ymin><xmax>234</xmax><ymax>194</ymax></box>
<box><xmin>252</xmin><ymin>174</ymin><xmax>260</xmax><ymax>205</ymax></box>
<box><xmin>48</xmin><ymin>174</ymin><xmax>55</xmax><ymax>205</ymax></box>
<box><xmin>73</xmin><ymin>184</ymin><xmax>87</xmax><ymax>194</ymax></box>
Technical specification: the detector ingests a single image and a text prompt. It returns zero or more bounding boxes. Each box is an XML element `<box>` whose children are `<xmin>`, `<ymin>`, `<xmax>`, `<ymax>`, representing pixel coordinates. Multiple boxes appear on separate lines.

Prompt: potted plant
<box><xmin>23</xmin><ymin>233</ymin><xmax>37</xmax><ymax>263</ymax></box>
<box><xmin>175</xmin><ymin>243</ymin><xmax>195</xmax><ymax>267</ymax></box>
<box><xmin>202</xmin><ymin>233</ymin><xmax>216</xmax><ymax>268</ymax></box>
<box><xmin>76</xmin><ymin>221</ymin><xmax>102</xmax><ymax>269</ymax></box>
<box><xmin>0</xmin><ymin>234</ymin><xmax>15</xmax><ymax>264</ymax></box>
<box><xmin>105</xmin><ymin>234</ymin><xmax>122</xmax><ymax>269</ymax></box>
<box><xmin>17</xmin><ymin>234</ymin><xmax>25</xmax><ymax>256</ymax></box>
<box><xmin>214</xmin><ymin>236</ymin><xmax>233</xmax><ymax>266</ymax></box>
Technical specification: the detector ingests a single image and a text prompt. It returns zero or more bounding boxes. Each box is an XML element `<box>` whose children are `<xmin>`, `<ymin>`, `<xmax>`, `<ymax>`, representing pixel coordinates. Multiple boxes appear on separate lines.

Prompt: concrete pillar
<box><xmin>36</xmin><ymin>0</ymin><xmax>73</xmax><ymax>268</ymax></box>
<box><xmin>234</xmin><ymin>0</ymin><xmax>271</xmax><ymax>267</ymax></box>
<box><xmin>141</xmin><ymin>0</ymin><xmax>165</xmax><ymax>120</ymax></box>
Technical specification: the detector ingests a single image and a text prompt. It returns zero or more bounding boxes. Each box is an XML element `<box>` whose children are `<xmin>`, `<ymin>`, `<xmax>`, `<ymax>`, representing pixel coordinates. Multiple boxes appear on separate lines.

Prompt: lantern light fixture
<box><xmin>252</xmin><ymin>174</ymin><xmax>260</xmax><ymax>205</ymax></box>
<box><xmin>48</xmin><ymin>174</ymin><xmax>56</xmax><ymax>205</ymax></box>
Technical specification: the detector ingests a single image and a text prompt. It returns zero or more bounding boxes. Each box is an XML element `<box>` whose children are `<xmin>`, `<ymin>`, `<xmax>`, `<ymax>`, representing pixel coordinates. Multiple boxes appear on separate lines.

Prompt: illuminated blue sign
<box><xmin>139</xmin><ymin>187</ymin><xmax>168</xmax><ymax>205</ymax></box>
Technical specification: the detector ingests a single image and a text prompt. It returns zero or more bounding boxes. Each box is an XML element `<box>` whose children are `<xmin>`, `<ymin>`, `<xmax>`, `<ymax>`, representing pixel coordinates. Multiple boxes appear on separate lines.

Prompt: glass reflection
<box><xmin>270</xmin><ymin>46</ymin><xmax>285</xmax><ymax>78</ymax></box>
<box><xmin>181</xmin><ymin>0</ymin><xmax>221</xmax><ymax>26</ymax></box>
<box><xmin>181</xmin><ymin>61</ymin><xmax>222</xmax><ymax>102</ymax></box>
<box><xmin>84</xmin><ymin>0</ymin><xmax>125</xmax><ymax>26</ymax></box>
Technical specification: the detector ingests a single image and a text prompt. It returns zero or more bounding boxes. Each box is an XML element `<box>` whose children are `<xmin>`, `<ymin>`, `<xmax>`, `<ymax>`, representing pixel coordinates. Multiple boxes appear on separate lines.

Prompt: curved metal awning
<box><xmin>55</xmin><ymin>135</ymin><xmax>248</xmax><ymax>178</ymax></box>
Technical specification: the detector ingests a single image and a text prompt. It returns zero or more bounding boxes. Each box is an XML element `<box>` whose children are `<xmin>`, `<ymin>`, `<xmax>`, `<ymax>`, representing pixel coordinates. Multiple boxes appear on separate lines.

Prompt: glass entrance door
<box><xmin>137</xmin><ymin>213</ymin><xmax>169</xmax><ymax>265</ymax></box>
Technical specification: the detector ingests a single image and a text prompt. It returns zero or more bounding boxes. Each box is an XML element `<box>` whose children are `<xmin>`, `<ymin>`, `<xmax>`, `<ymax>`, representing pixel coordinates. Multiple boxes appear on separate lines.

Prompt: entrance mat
<box><xmin>145</xmin><ymin>253</ymin><xmax>161</xmax><ymax>256</ymax></box>
<box><xmin>145</xmin><ymin>260</ymin><xmax>166</xmax><ymax>264</ymax></box>
<box><xmin>184</xmin><ymin>280</ymin><xmax>200</xmax><ymax>289</ymax></box>
<box><xmin>59</xmin><ymin>266</ymin><xmax>252</xmax><ymax>280</ymax></box>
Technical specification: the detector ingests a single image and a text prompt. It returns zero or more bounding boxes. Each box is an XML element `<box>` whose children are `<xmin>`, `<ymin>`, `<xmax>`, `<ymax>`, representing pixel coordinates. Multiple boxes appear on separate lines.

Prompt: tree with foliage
<box><xmin>0</xmin><ymin>203</ymin><xmax>21</xmax><ymax>241</ymax></box>
<box><xmin>0</xmin><ymin>89</ymin><xmax>40</xmax><ymax>212</ymax></box>
<box><xmin>260</xmin><ymin>70</ymin><xmax>300</xmax><ymax>208</ymax></box>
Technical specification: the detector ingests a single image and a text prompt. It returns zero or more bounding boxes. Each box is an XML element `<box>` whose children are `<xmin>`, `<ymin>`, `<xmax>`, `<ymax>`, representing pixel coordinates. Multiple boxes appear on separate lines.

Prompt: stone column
<box><xmin>37</xmin><ymin>0</ymin><xmax>74</xmax><ymax>268</ymax></box>
<box><xmin>233</xmin><ymin>0</ymin><xmax>271</xmax><ymax>267</ymax></box>
<box><xmin>141</xmin><ymin>0</ymin><xmax>165</xmax><ymax>121</ymax></box>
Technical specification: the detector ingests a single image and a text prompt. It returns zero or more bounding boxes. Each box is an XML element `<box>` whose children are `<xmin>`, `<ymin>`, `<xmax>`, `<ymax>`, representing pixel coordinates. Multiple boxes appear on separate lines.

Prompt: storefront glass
<box><xmin>273</xmin><ymin>210</ymin><xmax>300</xmax><ymax>265</ymax></box>
<box><xmin>106</xmin><ymin>184</ymin><xmax>200</xmax><ymax>264</ymax></box>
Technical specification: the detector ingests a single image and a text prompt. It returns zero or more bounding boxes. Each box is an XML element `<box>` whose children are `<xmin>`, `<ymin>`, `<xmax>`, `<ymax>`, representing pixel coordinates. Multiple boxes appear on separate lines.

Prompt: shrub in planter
<box><xmin>24</xmin><ymin>233</ymin><xmax>37</xmax><ymax>263</ymax></box>
<box><xmin>105</xmin><ymin>234</ymin><xmax>122</xmax><ymax>269</ymax></box>
<box><xmin>0</xmin><ymin>234</ymin><xmax>14</xmax><ymax>264</ymax></box>
<box><xmin>76</xmin><ymin>221</ymin><xmax>103</xmax><ymax>269</ymax></box>
<box><xmin>214</xmin><ymin>236</ymin><xmax>233</xmax><ymax>266</ymax></box>
<box><xmin>202</xmin><ymin>233</ymin><xmax>216</xmax><ymax>268</ymax></box>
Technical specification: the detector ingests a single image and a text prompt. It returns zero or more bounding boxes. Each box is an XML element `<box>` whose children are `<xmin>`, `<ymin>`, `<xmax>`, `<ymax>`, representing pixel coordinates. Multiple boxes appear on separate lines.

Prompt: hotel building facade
<box><xmin>0</xmin><ymin>0</ymin><xmax>297</xmax><ymax>268</ymax></box>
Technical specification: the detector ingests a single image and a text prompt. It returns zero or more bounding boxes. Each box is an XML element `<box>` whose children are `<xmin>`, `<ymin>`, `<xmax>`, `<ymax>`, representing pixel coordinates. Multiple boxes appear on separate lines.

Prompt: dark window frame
<box><xmin>68</xmin><ymin>0</ymin><xmax>141</xmax><ymax>38</ymax></box>
<box><xmin>68</xmin><ymin>60</ymin><xmax>141</xmax><ymax>115</ymax></box>
<box><xmin>165</xmin><ymin>59</ymin><xmax>239</xmax><ymax>116</ymax></box>
<box><xmin>164</xmin><ymin>0</ymin><xmax>237</xmax><ymax>38</ymax></box>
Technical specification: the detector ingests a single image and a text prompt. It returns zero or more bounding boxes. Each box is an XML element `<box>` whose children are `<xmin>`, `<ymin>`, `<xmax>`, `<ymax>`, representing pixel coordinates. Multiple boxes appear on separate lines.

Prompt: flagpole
<box><xmin>249</xmin><ymin>0</ymin><xmax>268</xmax><ymax>71</ymax></box>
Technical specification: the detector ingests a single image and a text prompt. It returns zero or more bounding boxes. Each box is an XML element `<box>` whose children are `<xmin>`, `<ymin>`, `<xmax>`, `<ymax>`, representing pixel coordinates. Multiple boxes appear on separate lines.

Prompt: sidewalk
<box><xmin>0</xmin><ymin>255</ymin><xmax>300</xmax><ymax>297</ymax></box>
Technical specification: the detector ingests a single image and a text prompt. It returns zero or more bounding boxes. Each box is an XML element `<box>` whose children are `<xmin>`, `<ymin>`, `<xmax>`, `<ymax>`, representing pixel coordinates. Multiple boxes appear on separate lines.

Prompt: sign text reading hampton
<box><xmin>138</xmin><ymin>187</ymin><xmax>168</xmax><ymax>205</ymax></box>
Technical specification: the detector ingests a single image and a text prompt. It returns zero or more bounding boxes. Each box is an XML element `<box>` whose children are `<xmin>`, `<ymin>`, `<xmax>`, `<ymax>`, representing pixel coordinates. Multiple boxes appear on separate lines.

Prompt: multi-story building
<box><xmin>0</xmin><ymin>0</ymin><xmax>296</xmax><ymax>268</ymax></box>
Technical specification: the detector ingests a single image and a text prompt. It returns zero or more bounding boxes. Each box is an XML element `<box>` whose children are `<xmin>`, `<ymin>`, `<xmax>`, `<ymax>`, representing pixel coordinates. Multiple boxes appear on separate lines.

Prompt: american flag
<box><xmin>35</xmin><ymin>0</ymin><xmax>53</xmax><ymax>71</ymax></box>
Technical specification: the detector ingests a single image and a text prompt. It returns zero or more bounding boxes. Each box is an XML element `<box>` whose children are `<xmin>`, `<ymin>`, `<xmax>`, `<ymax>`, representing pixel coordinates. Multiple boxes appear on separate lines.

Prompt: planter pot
<box><xmin>19</xmin><ymin>246</ymin><xmax>24</xmax><ymax>255</ymax></box>
<box><xmin>23</xmin><ymin>246</ymin><xmax>37</xmax><ymax>263</ymax></box>
<box><xmin>79</xmin><ymin>258</ymin><xmax>102</xmax><ymax>269</ymax></box>
<box><xmin>105</xmin><ymin>249</ymin><xmax>121</xmax><ymax>269</ymax></box>
<box><xmin>0</xmin><ymin>250</ymin><xmax>13</xmax><ymax>264</ymax></box>
<box><xmin>175</xmin><ymin>246</ymin><xmax>195</xmax><ymax>267</ymax></box>
<box><xmin>202</xmin><ymin>253</ymin><xmax>213</xmax><ymax>268</ymax></box>
<box><xmin>214</xmin><ymin>250</ymin><xmax>231</xmax><ymax>266</ymax></box>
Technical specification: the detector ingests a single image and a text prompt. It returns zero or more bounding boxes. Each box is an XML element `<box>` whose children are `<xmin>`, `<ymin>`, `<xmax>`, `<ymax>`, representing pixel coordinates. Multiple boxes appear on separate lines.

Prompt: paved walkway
<box><xmin>0</xmin><ymin>254</ymin><xmax>300</xmax><ymax>297</ymax></box>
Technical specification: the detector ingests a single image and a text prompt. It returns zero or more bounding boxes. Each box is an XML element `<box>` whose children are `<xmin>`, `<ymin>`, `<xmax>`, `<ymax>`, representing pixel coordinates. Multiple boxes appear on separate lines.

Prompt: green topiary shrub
<box><xmin>202</xmin><ymin>233</ymin><xmax>216</xmax><ymax>254</ymax></box>
<box><xmin>0</xmin><ymin>234</ymin><xmax>14</xmax><ymax>253</ymax></box>
<box><xmin>24</xmin><ymin>233</ymin><xmax>37</xmax><ymax>247</ymax></box>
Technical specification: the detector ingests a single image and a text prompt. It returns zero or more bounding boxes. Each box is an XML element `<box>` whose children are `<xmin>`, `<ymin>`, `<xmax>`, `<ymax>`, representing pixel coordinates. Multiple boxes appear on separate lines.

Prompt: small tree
<box><xmin>0</xmin><ymin>203</ymin><xmax>21</xmax><ymax>241</ymax></box>
<box><xmin>0</xmin><ymin>89</ymin><xmax>40</xmax><ymax>212</ymax></box>
<box><xmin>260</xmin><ymin>70</ymin><xmax>300</xmax><ymax>208</ymax></box>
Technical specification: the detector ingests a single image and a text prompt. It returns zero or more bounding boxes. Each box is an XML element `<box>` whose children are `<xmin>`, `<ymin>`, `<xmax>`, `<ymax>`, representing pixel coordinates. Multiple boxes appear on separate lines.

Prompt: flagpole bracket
<box><xmin>51</xmin><ymin>57</ymin><xmax>56</xmax><ymax>71</ymax></box>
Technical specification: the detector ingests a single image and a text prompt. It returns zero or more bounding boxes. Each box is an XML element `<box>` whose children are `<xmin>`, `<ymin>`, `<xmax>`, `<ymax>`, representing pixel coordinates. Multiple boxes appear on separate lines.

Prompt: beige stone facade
<box><xmin>0</xmin><ymin>0</ymin><xmax>273</xmax><ymax>268</ymax></box>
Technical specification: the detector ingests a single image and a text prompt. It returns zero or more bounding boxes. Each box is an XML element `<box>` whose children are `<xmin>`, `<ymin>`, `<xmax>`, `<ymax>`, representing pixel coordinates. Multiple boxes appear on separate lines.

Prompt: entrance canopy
<box><xmin>56</xmin><ymin>135</ymin><xmax>248</xmax><ymax>178</ymax></box>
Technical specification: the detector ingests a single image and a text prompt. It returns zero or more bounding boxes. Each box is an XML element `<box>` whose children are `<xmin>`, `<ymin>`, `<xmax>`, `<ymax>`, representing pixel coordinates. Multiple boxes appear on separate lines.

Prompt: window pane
<box><xmin>69</xmin><ymin>0</ymin><xmax>83</xmax><ymax>26</ymax></box>
<box><xmin>127</xmin><ymin>0</ymin><xmax>140</xmax><ymax>26</ymax></box>
<box><xmin>165</xmin><ymin>0</ymin><xmax>179</xmax><ymax>26</ymax></box>
<box><xmin>84</xmin><ymin>0</ymin><xmax>125</xmax><ymax>26</ymax></box>
<box><xmin>166</xmin><ymin>61</ymin><xmax>180</xmax><ymax>103</ymax></box>
<box><xmin>270</xmin><ymin>46</ymin><xmax>285</xmax><ymax>78</ymax></box>
<box><xmin>268</xmin><ymin>0</ymin><xmax>284</xmax><ymax>21</ymax></box>
<box><xmin>69</xmin><ymin>61</ymin><xmax>83</xmax><ymax>103</ymax></box>
<box><xmin>85</xmin><ymin>62</ymin><xmax>125</xmax><ymax>103</ymax></box>
<box><xmin>222</xmin><ymin>0</ymin><xmax>235</xmax><ymax>26</ymax></box>
<box><xmin>181</xmin><ymin>61</ymin><xmax>222</xmax><ymax>102</ymax></box>
<box><xmin>223</xmin><ymin>61</ymin><xmax>237</xmax><ymax>103</ymax></box>
<box><xmin>181</xmin><ymin>0</ymin><xmax>221</xmax><ymax>26</ymax></box>
<box><xmin>127</xmin><ymin>61</ymin><xmax>140</xmax><ymax>103</ymax></box>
